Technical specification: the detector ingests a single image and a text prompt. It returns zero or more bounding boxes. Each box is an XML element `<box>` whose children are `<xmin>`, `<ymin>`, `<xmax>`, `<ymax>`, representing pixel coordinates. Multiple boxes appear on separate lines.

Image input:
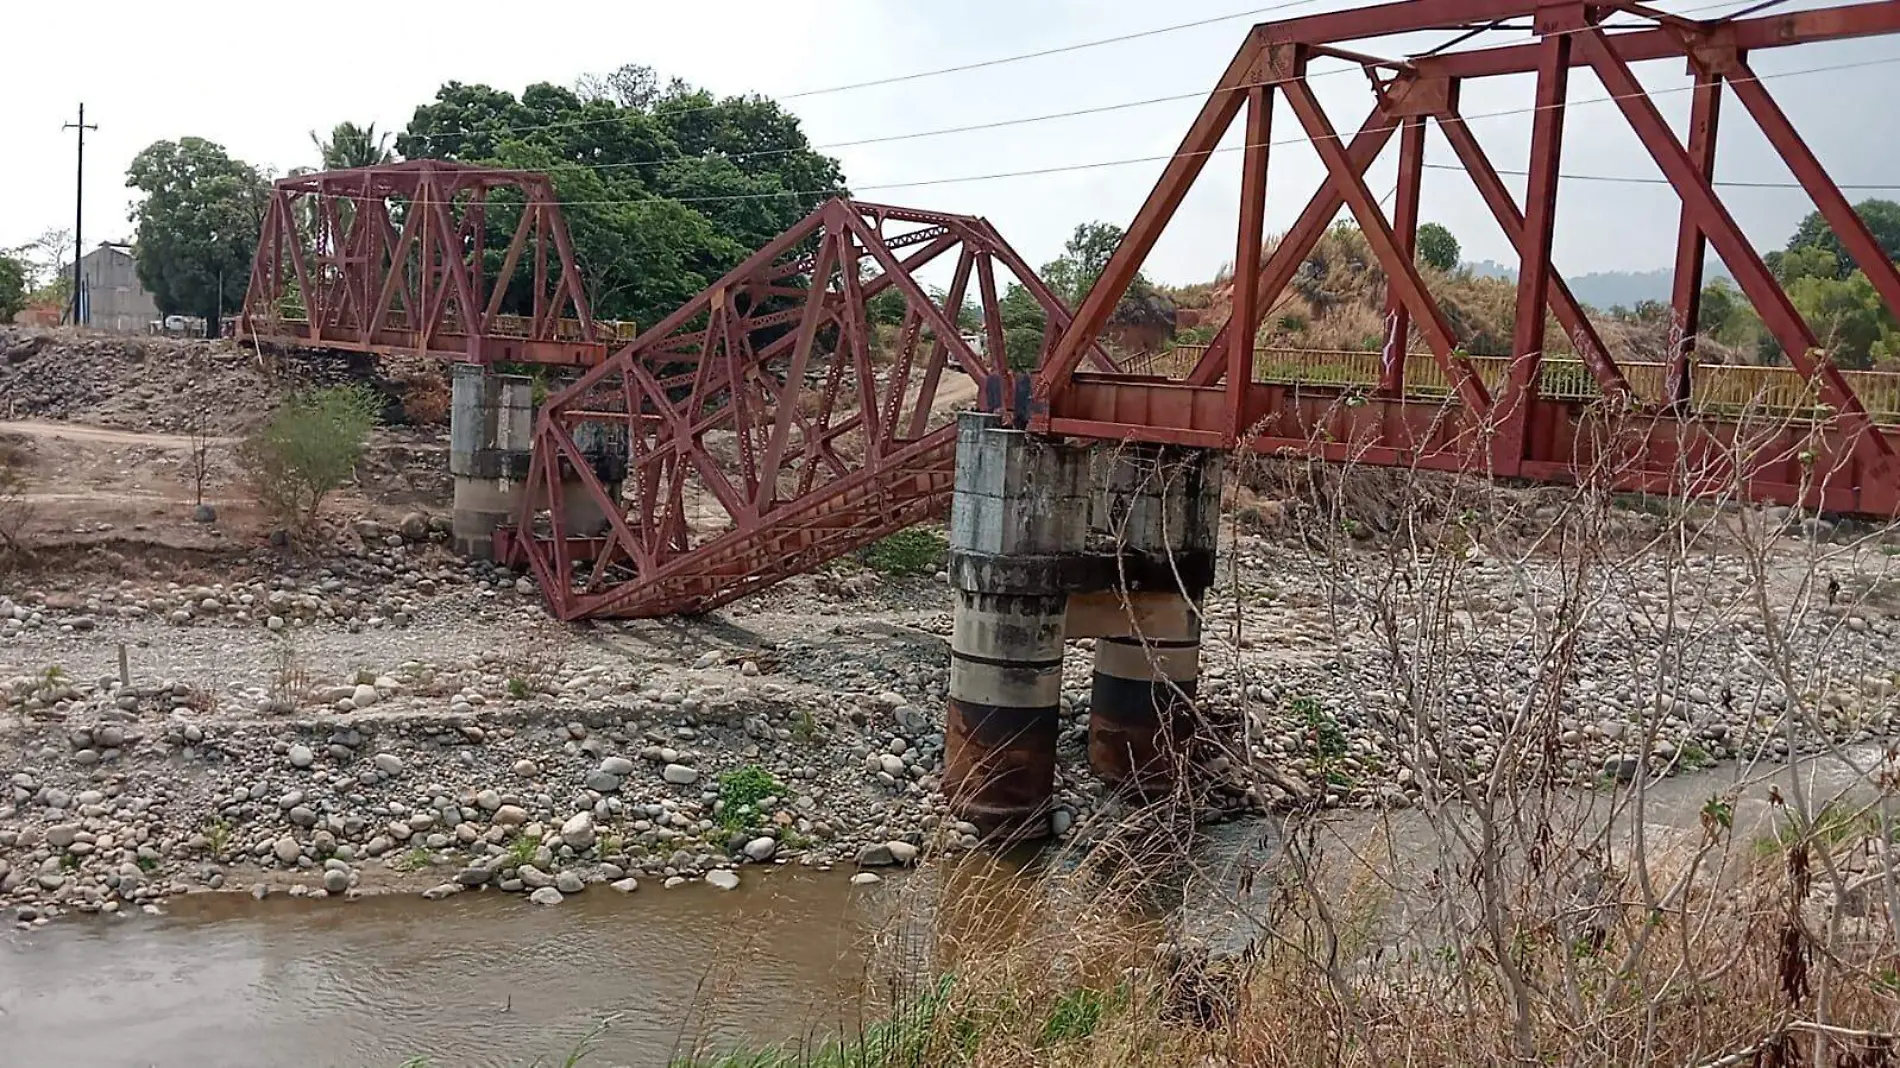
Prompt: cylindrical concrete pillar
<box><xmin>1089</xmin><ymin>594</ymin><xmax>1201</xmax><ymax>794</ymax></box>
<box><xmin>944</xmin><ymin>411</ymin><xmax>1092</xmax><ymax>837</ymax></box>
<box><xmin>1086</xmin><ymin>444</ymin><xmax>1222</xmax><ymax>793</ymax></box>
<box><xmin>945</xmin><ymin>591</ymin><xmax>1067</xmax><ymax>835</ymax></box>
<box><xmin>449</xmin><ymin>364</ymin><xmax>534</xmax><ymax>559</ymax></box>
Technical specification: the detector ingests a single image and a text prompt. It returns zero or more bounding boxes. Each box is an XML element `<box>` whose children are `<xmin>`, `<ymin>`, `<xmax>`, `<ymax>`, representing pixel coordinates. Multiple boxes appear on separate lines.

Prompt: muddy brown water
<box><xmin>1</xmin><ymin>747</ymin><xmax>1888</xmax><ymax>1068</ymax></box>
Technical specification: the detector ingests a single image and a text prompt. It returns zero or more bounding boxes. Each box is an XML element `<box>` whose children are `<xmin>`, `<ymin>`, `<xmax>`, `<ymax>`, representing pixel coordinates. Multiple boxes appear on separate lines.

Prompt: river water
<box><xmin>2</xmin><ymin>746</ymin><xmax>1887</xmax><ymax>1068</ymax></box>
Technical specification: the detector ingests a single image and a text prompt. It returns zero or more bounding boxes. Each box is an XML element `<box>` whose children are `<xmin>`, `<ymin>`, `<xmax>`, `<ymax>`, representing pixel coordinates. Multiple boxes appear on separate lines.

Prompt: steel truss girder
<box><xmin>502</xmin><ymin>198</ymin><xmax>1112</xmax><ymax>619</ymax></box>
<box><xmin>236</xmin><ymin>160</ymin><xmax>611</xmax><ymax>366</ymax></box>
<box><xmin>1033</xmin><ymin>0</ymin><xmax>1900</xmax><ymax>517</ymax></box>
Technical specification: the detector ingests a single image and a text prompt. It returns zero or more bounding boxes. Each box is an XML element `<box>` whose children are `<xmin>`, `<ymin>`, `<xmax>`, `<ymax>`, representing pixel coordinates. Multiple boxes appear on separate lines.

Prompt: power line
<box><xmin>299</xmin><ymin>50</ymin><xmax>1900</xmax><ymax>210</ymax></box>
<box><xmin>407</xmin><ymin>0</ymin><xmax>1334</xmax><ymax>150</ymax></box>
<box><xmin>400</xmin><ymin>0</ymin><xmax>1748</xmax><ymax>154</ymax></box>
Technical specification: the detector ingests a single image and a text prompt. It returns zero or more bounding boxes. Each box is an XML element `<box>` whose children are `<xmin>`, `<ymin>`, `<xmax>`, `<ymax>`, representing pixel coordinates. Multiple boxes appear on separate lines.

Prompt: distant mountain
<box><xmin>1455</xmin><ymin>260</ymin><xmax>1734</xmax><ymax>311</ymax></box>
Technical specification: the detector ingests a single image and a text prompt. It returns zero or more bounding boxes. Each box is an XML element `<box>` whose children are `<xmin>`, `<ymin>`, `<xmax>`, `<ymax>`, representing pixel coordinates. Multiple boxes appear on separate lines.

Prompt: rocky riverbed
<box><xmin>5</xmin><ymin>506</ymin><xmax>1900</xmax><ymax>929</ymax></box>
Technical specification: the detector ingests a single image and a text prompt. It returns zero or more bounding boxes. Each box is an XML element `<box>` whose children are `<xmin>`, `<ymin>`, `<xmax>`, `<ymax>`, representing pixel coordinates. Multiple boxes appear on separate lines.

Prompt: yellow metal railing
<box><xmin>1143</xmin><ymin>345</ymin><xmax>1900</xmax><ymax>424</ymax></box>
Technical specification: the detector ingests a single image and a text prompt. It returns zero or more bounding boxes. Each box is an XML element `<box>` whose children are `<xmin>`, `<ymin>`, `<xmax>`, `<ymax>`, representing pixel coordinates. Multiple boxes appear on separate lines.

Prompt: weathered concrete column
<box><xmin>944</xmin><ymin>412</ymin><xmax>1092</xmax><ymax>836</ymax></box>
<box><xmin>557</xmin><ymin>421</ymin><xmax>629</xmax><ymax>537</ymax></box>
<box><xmin>449</xmin><ymin>364</ymin><xmax>534</xmax><ymax>559</ymax></box>
<box><xmin>1085</xmin><ymin>445</ymin><xmax>1223</xmax><ymax>794</ymax></box>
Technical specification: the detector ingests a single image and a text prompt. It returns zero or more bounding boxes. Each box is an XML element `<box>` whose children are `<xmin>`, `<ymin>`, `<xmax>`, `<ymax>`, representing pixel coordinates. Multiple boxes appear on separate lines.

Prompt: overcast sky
<box><xmin>3</xmin><ymin>0</ymin><xmax>1898</xmax><ymax>288</ymax></box>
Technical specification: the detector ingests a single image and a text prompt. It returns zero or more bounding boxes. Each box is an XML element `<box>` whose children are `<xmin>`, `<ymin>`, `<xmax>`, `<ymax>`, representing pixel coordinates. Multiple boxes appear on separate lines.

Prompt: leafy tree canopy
<box><xmin>396</xmin><ymin>66</ymin><xmax>845</xmax><ymax>329</ymax></box>
<box><xmin>312</xmin><ymin>122</ymin><xmax>395</xmax><ymax>170</ymax></box>
<box><xmin>0</xmin><ymin>254</ymin><xmax>25</xmax><ymax>323</ymax></box>
<box><xmin>125</xmin><ymin>137</ymin><xmax>268</xmax><ymax>336</ymax></box>
<box><xmin>1416</xmin><ymin>222</ymin><xmax>1460</xmax><ymax>272</ymax></box>
<box><xmin>1780</xmin><ymin>198</ymin><xmax>1900</xmax><ymax>280</ymax></box>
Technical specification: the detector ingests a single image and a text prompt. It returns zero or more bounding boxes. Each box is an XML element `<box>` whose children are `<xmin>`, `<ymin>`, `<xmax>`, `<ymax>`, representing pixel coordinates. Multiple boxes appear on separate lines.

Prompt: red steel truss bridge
<box><xmin>497</xmin><ymin>199</ymin><xmax>1118</xmax><ymax>618</ymax></box>
<box><xmin>236</xmin><ymin>1</ymin><xmax>1900</xmax><ymax>618</ymax></box>
<box><xmin>235</xmin><ymin>160</ymin><xmax>636</xmax><ymax>367</ymax></box>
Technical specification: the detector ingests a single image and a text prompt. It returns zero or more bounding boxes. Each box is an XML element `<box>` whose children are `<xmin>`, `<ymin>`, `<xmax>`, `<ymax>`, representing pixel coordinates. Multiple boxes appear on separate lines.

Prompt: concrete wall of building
<box><xmin>78</xmin><ymin>245</ymin><xmax>161</xmax><ymax>333</ymax></box>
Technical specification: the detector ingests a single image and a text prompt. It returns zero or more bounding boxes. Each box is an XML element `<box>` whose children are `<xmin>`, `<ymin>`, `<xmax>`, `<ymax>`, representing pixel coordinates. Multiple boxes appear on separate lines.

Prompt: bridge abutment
<box><xmin>449</xmin><ymin>364</ymin><xmax>534</xmax><ymax>560</ymax></box>
<box><xmin>943</xmin><ymin>413</ymin><xmax>1224</xmax><ymax>835</ymax></box>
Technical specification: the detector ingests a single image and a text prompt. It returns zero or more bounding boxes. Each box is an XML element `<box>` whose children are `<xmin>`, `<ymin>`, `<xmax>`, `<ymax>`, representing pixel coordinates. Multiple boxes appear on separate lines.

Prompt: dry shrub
<box><xmin>0</xmin><ymin>437</ymin><xmax>35</xmax><ymax>571</ymax></box>
<box><xmin>398</xmin><ymin>367</ymin><xmax>451</xmax><ymax>425</ymax></box>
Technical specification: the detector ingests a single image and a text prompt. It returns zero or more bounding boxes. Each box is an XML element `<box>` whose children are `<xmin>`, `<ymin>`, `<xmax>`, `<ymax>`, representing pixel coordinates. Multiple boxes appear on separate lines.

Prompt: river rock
<box><xmin>44</xmin><ymin>824</ymin><xmax>79</xmax><ymax>849</ymax></box>
<box><xmin>662</xmin><ymin>763</ymin><xmax>699</xmax><ymax>786</ymax></box>
<box><xmin>610</xmin><ymin>877</ymin><xmax>639</xmax><ymax>893</ymax></box>
<box><xmin>288</xmin><ymin>744</ymin><xmax>314</xmax><ymax>769</ymax></box>
<box><xmin>555</xmin><ymin>871</ymin><xmax>585</xmax><ymax>894</ymax></box>
<box><xmin>855</xmin><ymin>840</ymin><xmax>918</xmax><ymax>867</ymax></box>
<box><xmin>352</xmin><ymin>683</ymin><xmax>380</xmax><ymax>709</ymax></box>
<box><xmin>742</xmin><ymin>837</ymin><xmax>777</xmax><ymax>862</ymax></box>
<box><xmin>560</xmin><ymin>812</ymin><xmax>597</xmax><ymax>850</ymax></box>
<box><xmin>599</xmin><ymin>756</ymin><xmax>636</xmax><ymax>777</ymax></box>
<box><xmin>372</xmin><ymin>753</ymin><xmax>404</xmax><ymax>775</ymax></box>
<box><xmin>492</xmin><ymin>805</ymin><xmax>528</xmax><ymax>827</ymax></box>
<box><xmin>517</xmin><ymin>864</ymin><xmax>554</xmax><ymax>889</ymax></box>
<box><xmin>705</xmin><ymin>869</ymin><xmax>740</xmax><ymax>891</ymax></box>
<box><xmin>273</xmin><ymin>836</ymin><xmax>302</xmax><ymax>864</ymax></box>
<box><xmin>850</xmin><ymin>872</ymin><xmax>883</xmax><ymax>886</ymax></box>
<box><xmin>584</xmin><ymin>771</ymin><xmax>623</xmax><ymax>792</ymax></box>
<box><xmin>322</xmin><ymin>868</ymin><xmax>350</xmax><ymax>894</ymax></box>
<box><xmin>529</xmin><ymin>886</ymin><xmax>564</xmax><ymax>905</ymax></box>
<box><xmin>422</xmin><ymin>883</ymin><xmax>462</xmax><ymax>901</ymax></box>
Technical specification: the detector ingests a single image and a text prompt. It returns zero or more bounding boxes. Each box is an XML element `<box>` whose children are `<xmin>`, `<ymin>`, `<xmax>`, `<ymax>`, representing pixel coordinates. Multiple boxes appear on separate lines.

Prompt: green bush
<box><xmin>238</xmin><ymin>385</ymin><xmax>381</xmax><ymax>532</ymax></box>
<box><xmin>858</xmin><ymin>527</ymin><xmax>946</xmax><ymax>576</ymax></box>
<box><xmin>717</xmin><ymin>765</ymin><xmax>783</xmax><ymax>833</ymax></box>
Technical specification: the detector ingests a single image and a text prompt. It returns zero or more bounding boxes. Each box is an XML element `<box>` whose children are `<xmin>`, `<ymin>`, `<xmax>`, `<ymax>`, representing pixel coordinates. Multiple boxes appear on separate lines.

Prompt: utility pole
<box><xmin>64</xmin><ymin>103</ymin><xmax>98</xmax><ymax>327</ymax></box>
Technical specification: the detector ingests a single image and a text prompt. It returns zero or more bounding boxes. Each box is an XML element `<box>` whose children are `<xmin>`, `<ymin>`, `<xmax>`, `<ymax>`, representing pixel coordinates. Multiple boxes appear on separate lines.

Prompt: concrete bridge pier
<box><xmin>449</xmin><ymin>364</ymin><xmax>534</xmax><ymax>559</ymax></box>
<box><xmin>558</xmin><ymin>421</ymin><xmax>629</xmax><ymax>537</ymax></box>
<box><xmin>1083</xmin><ymin>445</ymin><xmax>1222</xmax><ymax>796</ymax></box>
<box><xmin>944</xmin><ymin>412</ymin><xmax>1092</xmax><ymax>837</ymax></box>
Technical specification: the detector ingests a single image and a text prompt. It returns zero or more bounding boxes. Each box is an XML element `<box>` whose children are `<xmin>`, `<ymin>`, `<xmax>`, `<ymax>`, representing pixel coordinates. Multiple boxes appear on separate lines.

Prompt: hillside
<box><xmin>1160</xmin><ymin>226</ymin><xmax>1736</xmax><ymax>366</ymax></box>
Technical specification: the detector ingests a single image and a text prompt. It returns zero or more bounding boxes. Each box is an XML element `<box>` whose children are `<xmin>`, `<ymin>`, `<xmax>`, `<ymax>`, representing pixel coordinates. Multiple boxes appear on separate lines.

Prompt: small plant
<box><xmin>1676</xmin><ymin>741</ymin><xmax>1715</xmax><ymax>771</ymax></box>
<box><xmin>506</xmin><ymin>676</ymin><xmax>531</xmax><ymax>700</ymax></box>
<box><xmin>857</xmin><ymin>527</ymin><xmax>946</xmax><ymax>576</ymax></box>
<box><xmin>1041</xmin><ymin>986</ymin><xmax>1114</xmax><ymax>1045</ymax></box>
<box><xmin>203</xmin><ymin>817</ymin><xmax>232</xmax><ymax>856</ymax></box>
<box><xmin>717</xmin><ymin>765</ymin><xmax>783</xmax><ymax>833</ymax></box>
<box><xmin>399</xmin><ymin>847</ymin><xmax>434</xmax><ymax>872</ymax></box>
<box><xmin>136</xmin><ymin>854</ymin><xmax>159</xmax><ymax>873</ymax></box>
<box><xmin>353</xmin><ymin>668</ymin><xmax>376</xmax><ymax>686</ymax></box>
<box><xmin>59</xmin><ymin>852</ymin><xmax>80</xmax><ymax>872</ymax></box>
<box><xmin>268</xmin><ymin>638</ymin><xmax>315</xmax><ymax>710</ymax></box>
<box><xmin>507</xmin><ymin>834</ymin><xmax>542</xmax><ymax>869</ymax></box>
<box><xmin>1292</xmin><ymin>695</ymin><xmax>1347</xmax><ymax>760</ymax></box>
<box><xmin>790</xmin><ymin>709</ymin><xmax>820</xmax><ymax>745</ymax></box>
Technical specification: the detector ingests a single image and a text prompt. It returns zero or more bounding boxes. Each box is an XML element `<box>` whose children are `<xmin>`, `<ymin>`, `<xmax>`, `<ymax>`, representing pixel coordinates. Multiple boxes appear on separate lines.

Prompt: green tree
<box><xmin>1041</xmin><ymin>222</ymin><xmax>1127</xmax><ymax>307</ymax></box>
<box><xmin>396</xmin><ymin>65</ymin><xmax>844</xmax><ymax>329</ymax></box>
<box><xmin>1415</xmin><ymin>222</ymin><xmax>1460</xmax><ymax>272</ymax></box>
<box><xmin>125</xmin><ymin>138</ymin><xmax>268</xmax><ymax>337</ymax></box>
<box><xmin>310</xmin><ymin>121</ymin><xmax>395</xmax><ymax>170</ymax></box>
<box><xmin>0</xmin><ymin>254</ymin><xmax>25</xmax><ymax>323</ymax></box>
<box><xmin>1781</xmin><ymin>198</ymin><xmax>1900</xmax><ymax>279</ymax></box>
<box><xmin>1785</xmin><ymin>269</ymin><xmax>1898</xmax><ymax>369</ymax></box>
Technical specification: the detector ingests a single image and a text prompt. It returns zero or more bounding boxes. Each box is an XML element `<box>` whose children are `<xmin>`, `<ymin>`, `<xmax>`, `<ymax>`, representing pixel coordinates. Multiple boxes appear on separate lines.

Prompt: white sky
<box><xmin>3</xmin><ymin>0</ymin><xmax>1897</xmax><ymax>287</ymax></box>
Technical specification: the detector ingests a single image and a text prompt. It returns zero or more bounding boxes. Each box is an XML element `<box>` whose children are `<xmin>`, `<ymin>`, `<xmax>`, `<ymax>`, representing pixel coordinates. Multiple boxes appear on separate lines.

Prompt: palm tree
<box><xmin>310</xmin><ymin>122</ymin><xmax>395</xmax><ymax>171</ymax></box>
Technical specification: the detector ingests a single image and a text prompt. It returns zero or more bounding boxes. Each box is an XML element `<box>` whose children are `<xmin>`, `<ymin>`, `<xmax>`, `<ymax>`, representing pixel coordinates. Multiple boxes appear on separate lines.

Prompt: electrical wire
<box><xmin>296</xmin><ymin>50</ymin><xmax>1900</xmax><ymax>210</ymax></box>
<box><xmin>399</xmin><ymin>0</ymin><xmax>1751</xmax><ymax>155</ymax></box>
